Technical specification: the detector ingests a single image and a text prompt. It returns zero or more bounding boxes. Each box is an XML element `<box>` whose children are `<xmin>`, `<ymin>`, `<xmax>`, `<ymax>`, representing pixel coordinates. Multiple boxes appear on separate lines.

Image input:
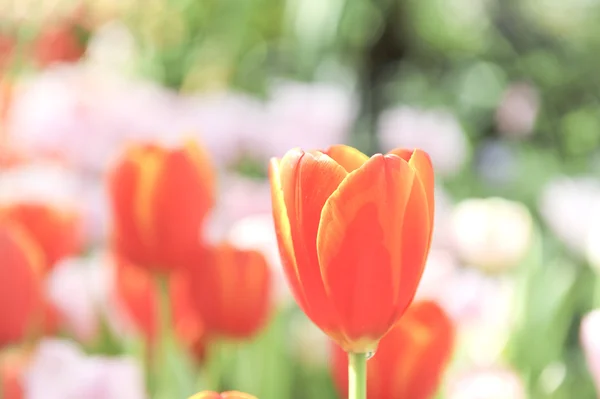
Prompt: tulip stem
<box><xmin>348</xmin><ymin>352</ymin><xmax>367</xmax><ymax>399</ymax></box>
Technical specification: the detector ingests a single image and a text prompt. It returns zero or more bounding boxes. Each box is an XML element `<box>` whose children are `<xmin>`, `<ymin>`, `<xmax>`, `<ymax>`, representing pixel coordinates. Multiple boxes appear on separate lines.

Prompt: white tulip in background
<box><xmin>451</xmin><ymin>197</ymin><xmax>534</xmax><ymax>273</ymax></box>
<box><xmin>539</xmin><ymin>177</ymin><xmax>600</xmax><ymax>256</ymax></box>
<box><xmin>581</xmin><ymin>310</ymin><xmax>600</xmax><ymax>396</ymax></box>
<box><xmin>446</xmin><ymin>367</ymin><xmax>527</xmax><ymax>399</ymax></box>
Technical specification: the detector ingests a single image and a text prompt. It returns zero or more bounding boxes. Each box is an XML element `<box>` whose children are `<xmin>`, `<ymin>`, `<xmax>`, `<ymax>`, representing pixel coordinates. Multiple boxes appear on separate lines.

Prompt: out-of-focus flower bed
<box><xmin>2</xmin><ymin>0</ymin><xmax>600</xmax><ymax>398</ymax></box>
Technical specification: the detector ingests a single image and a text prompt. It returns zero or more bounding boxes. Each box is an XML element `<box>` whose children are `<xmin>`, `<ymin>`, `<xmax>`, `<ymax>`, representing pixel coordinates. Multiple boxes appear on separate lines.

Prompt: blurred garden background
<box><xmin>2</xmin><ymin>0</ymin><xmax>600</xmax><ymax>398</ymax></box>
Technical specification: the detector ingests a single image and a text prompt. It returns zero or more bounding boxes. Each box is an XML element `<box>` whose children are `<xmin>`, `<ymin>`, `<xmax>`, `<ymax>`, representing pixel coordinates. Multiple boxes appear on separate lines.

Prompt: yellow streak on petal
<box><xmin>130</xmin><ymin>147</ymin><xmax>164</xmax><ymax>248</ymax></box>
<box><xmin>8</xmin><ymin>223</ymin><xmax>44</xmax><ymax>278</ymax></box>
<box><xmin>268</xmin><ymin>157</ymin><xmax>304</xmax><ymax>300</ymax></box>
<box><xmin>182</xmin><ymin>138</ymin><xmax>215</xmax><ymax>206</ymax></box>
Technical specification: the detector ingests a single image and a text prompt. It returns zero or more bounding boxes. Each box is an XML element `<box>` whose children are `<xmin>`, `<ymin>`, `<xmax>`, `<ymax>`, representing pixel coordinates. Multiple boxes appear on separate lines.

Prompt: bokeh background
<box><xmin>1</xmin><ymin>0</ymin><xmax>600</xmax><ymax>398</ymax></box>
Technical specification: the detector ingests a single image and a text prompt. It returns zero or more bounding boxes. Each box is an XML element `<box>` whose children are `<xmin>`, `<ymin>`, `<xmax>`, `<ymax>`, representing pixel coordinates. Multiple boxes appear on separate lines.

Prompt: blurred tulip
<box><xmin>227</xmin><ymin>213</ymin><xmax>292</xmax><ymax>306</ymax></box>
<box><xmin>0</xmin><ymin>352</ymin><xmax>26</xmax><ymax>399</ymax></box>
<box><xmin>33</xmin><ymin>23</ymin><xmax>85</xmax><ymax>67</ymax></box>
<box><xmin>46</xmin><ymin>255</ymin><xmax>110</xmax><ymax>342</ymax></box>
<box><xmin>112</xmin><ymin>255</ymin><xmax>159</xmax><ymax>343</ymax></box>
<box><xmin>186</xmin><ymin>243</ymin><xmax>272</xmax><ymax>339</ymax></box>
<box><xmin>170</xmin><ymin>272</ymin><xmax>206</xmax><ymax>362</ymax></box>
<box><xmin>495</xmin><ymin>82</ymin><xmax>539</xmax><ymax>138</ymax></box>
<box><xmin>0</xmin><ymin>223</ymin><xmax>44</xmax><ymax>348</ymax></box>
<box><xmin>108</xmin><ymin>140</ymin><xmax>215</xmax><ymax>273</ymax></box>
<box><xmin>581</xmin><ymin>309</ymin><xmax>600</xmax><ymax>394</ymax></box>
<box><xmin>446</xmin><ymin>367</ymin><xmax>527</xmax><ymax>399</ymax></box>
<box><xmin>331</xmin><ymin>301</ymin><xmax>454</xmax><ymax>399</ymax></box>
<box><xmin>451</xmin><ymin>197</ymin><xmax>533</xmax><ymax>273</ymax></box>
<box><xmin>0</xmin><ymin>34</ymin><xmax>14</xmax><ymax>71</ymax></box>
<box><xmin>539</xmin><ymin>177</ymin><xmax>600</xmax><ymax>255</ymax></box>
<box><xmin>0</xmin><ymin>203</ymin><xmax>83</xmax><ymax>272</ymax></box>
<box><xmin>270</xmin><ymin>145</ymin><xmax>434</xmax><ymax>353</ymax></box>
<box><xmin>378</xmin><ymin>106</ymin><xmax>469</xmax><ymax>176</ymax></box>
<box><xmin>23</xmin><ymin>339</ymin><xmax>147</xmax><ymax>399</ymax></box>
<box><xmin>189</xmin><ymin>391</ymin><xmax>257</xmax><ymax>399</ymax></box>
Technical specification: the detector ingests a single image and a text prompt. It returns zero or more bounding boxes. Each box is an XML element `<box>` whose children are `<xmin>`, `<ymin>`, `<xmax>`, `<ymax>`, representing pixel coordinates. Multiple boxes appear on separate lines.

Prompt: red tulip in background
<box><xmin>0</xmin><ymin>203</ymin><xmax>83</xmax><ymax>273</ymax></box>
<box><xmin>270</xmin><ymin>145</ymin><xmax>434</xmax><ymax>353</ymax></box>
<box><xmin>332</xmin><ymin>301</ymin><xmax>455</xmax><ymax>399</ymax></box>
<box><xmin>170</xmin><ymin>272</ymin><xmax>207</xmax><ymax>361</ymax></box>
<box><xmin>33</xmin><ymin>22</ymin><xmax>85</xmax><ymax>67</ymax></box>
<box><xmin>0</xmin><ymin>352</ymin><xmax>26</xmax><ymax>399</ymax></box>
<box><xmin>113</xmin><ymin>255</ymin><xmax>160</xmax><ymax>343</ymax></box>
<box><xmin>0</xmin><ymin>223</ymin><xmax>44</xmax><ymax>348</ymax></box>
<box><xmin>114</xmin><ymin>255</ymin><xmax>206</xmax><ymax>359</ymax></box>
<box><xmin>186</xmin><ymin>243</ymin><xmax>272</xmax><ymax>339</ymax></box>
<box><xmin>108</xmin><ymin>141</ymin><xmax>215</xmax><ymax>273</ymax></box>
<box><xmin>189</xmin><ymin>391</ymin><xmax>258</xmax><ymax>399</ymax></box>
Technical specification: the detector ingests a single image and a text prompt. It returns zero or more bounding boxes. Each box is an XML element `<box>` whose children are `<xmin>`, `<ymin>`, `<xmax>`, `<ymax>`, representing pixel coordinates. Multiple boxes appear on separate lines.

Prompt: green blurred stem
<box><xmin>348</xmin><ymin>352</ymin><xmax>367</xmax><ymax>399</ymax></box>
<box><xmin>154</xmin><ymin>274</ymin><xmax>172</xmax><ymax>396</ymax></box>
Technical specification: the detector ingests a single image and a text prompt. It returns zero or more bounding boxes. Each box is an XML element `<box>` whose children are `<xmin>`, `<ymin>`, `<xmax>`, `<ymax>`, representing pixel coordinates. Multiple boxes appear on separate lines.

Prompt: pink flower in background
<box><xmin>495</xmin><ymin>82</ymin><xmax>539</xmax><ymax>138</ymax></box>
<box><xmin>24</xmin><ymin>339</ymin><xmax>147</xmax><ymax>399</ymax></box>
<box><xmin>446</xmin><ymin>367</ymin><xmax>527</xmax><ymax>399</ymax></box>
<box><xmin>46</xmin><ymin>255</ymin><xmax>111</xmax><ymax>343</ymax></box>
<box><xmin>378</xmin><ymin>106</ymin><xmax>469</xmax><ymax>176</ymax></box>
<box><xmin>581</xmin><ymin>310</ymin><xmax>600</xmax><ymax>394</ymax></box>
<box><xmin>204</xmin><ymin>173</ymin><xmax>272</xmax><ymax>242</ymax></box>
<box><xmin>259</xmin><ymin>80</ymin><xmax>357</xmax><ymax>160</ymax></box>
<box><xmin>6</xmin><ymin>65</ymin><xmax>178</xmax><ymax>172</ymax></box>
<box><xmin>539</xmin><ymin>177</ymin><xmax>600</xmax><ymax>256</ymax></box>
<box><xmin>179</xmin><ymin>92</ymin><xmax>264</xmax><ymax>166</ymax></box>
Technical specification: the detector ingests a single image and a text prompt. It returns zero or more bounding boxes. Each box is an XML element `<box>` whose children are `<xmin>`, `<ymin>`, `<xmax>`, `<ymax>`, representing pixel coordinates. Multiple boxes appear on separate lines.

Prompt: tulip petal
<box><xmin>325</xmin><ymin>145</ymin><xmax>370</xmax><ymax>173</ymax></box>
<box><xmin>269</xmin><ymin>155</ymin><xmax>309</xmax><ymax>313</ymax></box>
<box><xmin>317</xmin><ymin>154</ymin><xmax>416</xmax><ymax>345</ymax></box>
<box><xmin>276</xmin><ymin>149</ymin><xmax>347</xmax><ymax>332</ymax></box>
<box><xmin>388</xmin><ymin>148</ymin><xmax>435</xmax><ymax>229</ymax></box>
<box><xmin>153</xmin><ymin>145</ymin><xmax>213</xmax><ymax>266</ymax></box>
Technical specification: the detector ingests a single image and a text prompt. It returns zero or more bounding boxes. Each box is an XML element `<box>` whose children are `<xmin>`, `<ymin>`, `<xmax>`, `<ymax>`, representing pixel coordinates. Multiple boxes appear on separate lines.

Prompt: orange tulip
<box><xmin>189</xmin><ymin>391</ymin><xmax>257</xmax><ymax>399</ymax></box>
<box><xmin>0</xmin><ymin>203</ymin><xmax>83</xmax><ymax>272</ymax></box>
<box><xmin>108</xmin><ymin>141</ymin><xmax>215</xmax><ymax>273</ymax></box>
<box><xmin>270</xmin><ymin>145</ymin><xmax>434</xmax><ymax>353</ymax></box>
<box><xmin>0</xmin><ymin>223</ymin><xmax>44</xmax><ymax>348</ymax></box>
<box><xmin>331</xmin><ymin>301</ymin><xmax>454</xmax><ymax>399</ymax></box>
<box><xmin>186</xmin><ymin>243</ymin><xmax>272</xmax><ymax>339</ymax></box>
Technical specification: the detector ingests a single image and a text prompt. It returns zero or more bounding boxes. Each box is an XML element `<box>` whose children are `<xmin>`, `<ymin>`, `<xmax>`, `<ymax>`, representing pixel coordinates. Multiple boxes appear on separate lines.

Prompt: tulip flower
<box><xmin>0</xmin><ymin>352</ymin><xmax>26</xmax><ymax>399</ymax></box>
<box><xmin>186</xmin><ymin>243</ymin><xmax>272</xmax><ymax>339</ymax></box>
<box><xmin>112</xmin><ymin>255</ymin><xmax>159</xmax><ymax>343</ymax></box>
<box><xmin>33</xmin><ymin>22</ymin><xmax>86</xmax><ymax>67</ymax></box>
<box><xmin>0</xmin><ymin>223</ymin><xmax>44</xmax><ymax>348</ymax></box>
<box><xmin>170</xmin><ymin>272</ymin><xmax>206</xmax><ymax>362</ymax></box>
<box><xmin>270</xmin><ymin>145</ymin><xmax>434</xmax><ymax>351</ymax></box>
<box><xmin>113</xmin><ymin>255</ymin><xmax>206</xmax><ymax>359</ymax></box>
<box><xmin>108</xmin><ymin>140</ymin><xmax>215</xmax><ymax>273</ymax></box>
<box><xmin>331</xmin><ymin>301</ymin><xmax>454</xmax><ymax>399</ymax></box>
<box><xmin>271</xmin><ymin>145</ymin><xmax>434</xmax><ymax>399</ymax></box>
<box><xmin>0</xmin><ymin>203</ymin><xmax>83</xmax><ymax>272</ymax></box>
<box><xmin>189</xmin><ymin>391</ymin><xmax>257</xmax><ymax>399</ymax></box>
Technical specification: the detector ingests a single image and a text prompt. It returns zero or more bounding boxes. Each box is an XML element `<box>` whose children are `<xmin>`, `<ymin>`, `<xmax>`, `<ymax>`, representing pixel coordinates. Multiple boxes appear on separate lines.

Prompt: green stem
<box><xmin>154</xmin><ymin>274</ymin><xmax>172</xmax><ymax>396</ymax></box>
<box><xmin>348</xmin><ymin>352</ymin><xmax>367</xmax><ymax>399</ymax></box>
